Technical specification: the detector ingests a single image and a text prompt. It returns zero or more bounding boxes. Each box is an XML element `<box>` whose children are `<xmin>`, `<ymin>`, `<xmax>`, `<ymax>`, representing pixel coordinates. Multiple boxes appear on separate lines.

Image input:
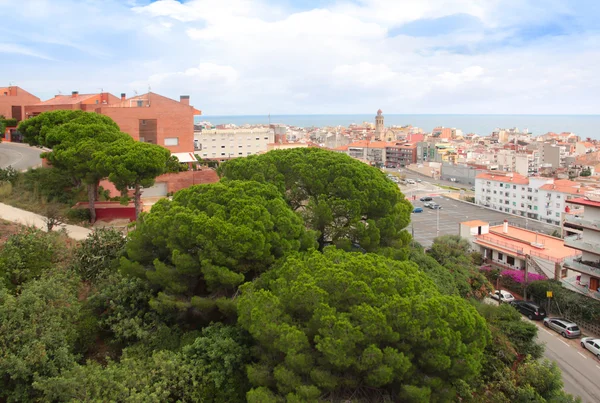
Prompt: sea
<box><xmin>195</xmin><ymin>114</ymin><xmax>600</xmax><ymax>139</ymax></box>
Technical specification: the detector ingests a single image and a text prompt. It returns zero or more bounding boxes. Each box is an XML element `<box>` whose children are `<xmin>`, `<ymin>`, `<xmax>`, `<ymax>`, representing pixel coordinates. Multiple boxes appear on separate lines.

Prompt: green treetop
<box><xmin>120</xmin><ymin>180</ymin><xmax>317</xmax><ymax>322</ymax></box>
<box><xmin>238</xmin><ymin>248</ymin><xmax>491</xmax><ymax>402</ymax></box>
<box><xmin>219</xmin><ymin>148</ymin><xmax>412</xmax><ymax>251</ymax></box>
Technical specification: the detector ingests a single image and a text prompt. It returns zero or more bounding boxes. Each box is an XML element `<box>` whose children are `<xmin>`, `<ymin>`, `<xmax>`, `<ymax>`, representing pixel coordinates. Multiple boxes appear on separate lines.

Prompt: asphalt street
<box><xmin>402</xmin><ymin>183</ymin><xmax>560</xmax><ymax>247</ymax></box>
<box><xmin>534</xmin><ymin>318</ymin><xmax>600</xmax><ymax>402</ymax></box>
<box><xmin>0</xmin><ymin>142</ymin><xmax>43</xmax><ymax>171</ymax></box>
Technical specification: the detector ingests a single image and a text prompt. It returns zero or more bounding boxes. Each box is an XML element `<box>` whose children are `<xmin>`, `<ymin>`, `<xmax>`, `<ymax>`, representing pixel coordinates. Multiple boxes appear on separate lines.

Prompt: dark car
<box><xmin>510</xmin><ymin>300</ymin><xmax>547</xmax><ymax>320</ymax></box>
<box><xmin>420</xmin><ymin>196</ymin><xmax>433</xmax><ymax>202</ymax></box>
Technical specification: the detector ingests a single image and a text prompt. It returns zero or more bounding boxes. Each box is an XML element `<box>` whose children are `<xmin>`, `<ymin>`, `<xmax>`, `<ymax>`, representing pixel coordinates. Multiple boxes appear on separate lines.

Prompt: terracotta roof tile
<box><xmin>476</xmin><ymin>172</ymin><xmax>529</xmax><ymax>185</ymax></box>
<box><xmin>33</xmin><ymin>93</ymin><xmax>99</xmax><ymax>105</ymax></box>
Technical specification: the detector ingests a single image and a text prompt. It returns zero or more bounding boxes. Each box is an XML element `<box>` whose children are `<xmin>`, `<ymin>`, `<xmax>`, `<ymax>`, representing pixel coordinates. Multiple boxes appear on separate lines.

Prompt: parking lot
<box><xmin>408</xmin><ymin>196</ymin><xmax>560</xmax><ymax>247</ymax></box>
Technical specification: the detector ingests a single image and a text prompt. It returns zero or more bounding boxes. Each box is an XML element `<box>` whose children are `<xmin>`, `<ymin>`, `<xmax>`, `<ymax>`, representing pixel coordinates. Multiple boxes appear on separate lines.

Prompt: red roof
<box><xmin>476</xmin><ymin>172</ymin><xmax>529</xmax><ymax>185</ymax></box>
<box><xmin>33</xmin><ymin>93</ymin><xmax>99</xmax><ymax>105</ymax></box>
<box><xmin>567</xmin><ymin>197</ymin><xmax>600</xmax><ymax>208</ymax></box>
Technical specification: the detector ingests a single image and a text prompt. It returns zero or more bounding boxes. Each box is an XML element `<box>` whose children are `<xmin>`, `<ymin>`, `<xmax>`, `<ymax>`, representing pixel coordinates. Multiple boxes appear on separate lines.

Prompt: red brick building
<box><xmin>24</xmin><ymin>90</ymin><xmax>201</xmax><ymax>154</ymax></box>
<box><xmin>98</xmin><ymin>92</ymin><xmax>201</xmax><ymax>154</ymax></box>
<box><xmin>0</xmin><ymin>86</ymin><xmax>41</xmax><ymax>122</ymax></box>
<box><xmin>24</xmin><ymin>91</ymin><xmax>121</xmax><ymax>116</ymax></box>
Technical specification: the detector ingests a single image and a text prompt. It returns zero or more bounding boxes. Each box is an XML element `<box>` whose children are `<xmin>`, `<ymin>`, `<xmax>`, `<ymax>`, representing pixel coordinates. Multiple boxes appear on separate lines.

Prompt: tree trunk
<box><xmin>87</xmin><ymin>183</ymin><xmax>97</xmax><ymax>223</ymax></box>
<box><xmin>134</xmin><ymin>183</ymin><xmax>142</xmax><ymax>220</ymax></box>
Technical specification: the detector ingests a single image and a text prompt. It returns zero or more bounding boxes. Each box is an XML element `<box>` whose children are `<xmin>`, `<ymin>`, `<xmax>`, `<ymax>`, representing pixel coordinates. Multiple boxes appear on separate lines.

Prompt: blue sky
<box><xmin>1</xmin><ymin>0</ymin><xmax>599</xmax><ymax>114</ymax></box>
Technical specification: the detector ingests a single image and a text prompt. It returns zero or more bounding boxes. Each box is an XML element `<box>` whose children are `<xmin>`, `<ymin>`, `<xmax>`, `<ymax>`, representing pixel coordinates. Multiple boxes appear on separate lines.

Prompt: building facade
<box><xmin>194</xmin><ymin>127</ymin><xmax>275</xmax><ymax>160</ymax></box>
<box><xmin>474</xmin><ymin>172</ymin><xmax>591</xmax><ymax>225</ymax></box>
<box><xmin>562</xmin><ymin>193</ymin><xmax>600</xmax><ymax>300</ymax></box>
<box><xmin>0</xmin><ymin>86</ymin><xmax>40</xmax><ymax>122</ymax></box>
<box><xmin>385</xmin><ymin>143</ymin><xmax>416</xmax><ymax>167</ymax></box>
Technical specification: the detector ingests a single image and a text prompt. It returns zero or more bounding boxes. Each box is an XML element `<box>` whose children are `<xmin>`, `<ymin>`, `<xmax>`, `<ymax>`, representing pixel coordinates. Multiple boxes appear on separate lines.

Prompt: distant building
<box><xmin>385</xmin><ymin>143</ymin><xmax>417</xmax><ymax>167</ymax></box>
<box><xmin>25</xmin><ymin>91</ymin><xmax>121</xmax><ymax>116</ymax></box>
<box><xmin>375</xmin><ymin>109</ymin><xmax>384</xmax><ymax>140</ymax></box>
<box><xmin>195</xmin><ymin>127</ymin><xmax>275</xmax><ymax>161</ymax></box>
<box><xmin>0</xmin><ymin>86</ymin><xmax>40</xmax><ymax>122</ymax></box>
<box><xmin>475</xmin><ymin>171</ymin><xmax>593</xmax><ymax>225</ymax></box>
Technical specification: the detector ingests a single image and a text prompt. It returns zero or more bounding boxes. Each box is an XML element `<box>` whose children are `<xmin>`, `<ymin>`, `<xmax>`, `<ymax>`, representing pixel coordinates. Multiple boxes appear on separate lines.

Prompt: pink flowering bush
<box><xmin>500</xmin><ymin>269</ymin><xmax>546</xmax><ymax>284</ymax></box>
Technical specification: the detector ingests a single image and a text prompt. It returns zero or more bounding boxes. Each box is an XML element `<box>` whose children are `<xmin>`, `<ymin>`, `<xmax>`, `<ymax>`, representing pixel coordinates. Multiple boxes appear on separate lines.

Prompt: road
<box><xmin>386</xmin><ymin>167</ymin><xmax>474</xmax><ymax>190</ymax></box>
<box><xmin>535</xmin><ymin>319</ymin><xmax>600</xmax><ymax>402</ymax></box>
<box><xmin>0</xmin><ymin>142</ymin><xmax>43</xmax><ymax>171</ymax></box>
<box><xmin>407</xmin><ymin>193</ymin><xmax>560</xmax><ymax>247</ymax></box>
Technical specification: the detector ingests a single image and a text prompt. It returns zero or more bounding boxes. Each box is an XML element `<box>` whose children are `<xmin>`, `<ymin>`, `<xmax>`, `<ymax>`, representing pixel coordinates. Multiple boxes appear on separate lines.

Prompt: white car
<box><xmin>489</xmin><ymin>290</ymin><xmax>515</xmax><ymax>304</ymax></box>
<box><xmin>581</xmin><ymin>337</ymin><xmax>600</xmax><ymax>359</ymax></box>
<box><xmin>406</xmin><ymin>179</ymin><xmax>416</xmax><ymax>184</ymax></box>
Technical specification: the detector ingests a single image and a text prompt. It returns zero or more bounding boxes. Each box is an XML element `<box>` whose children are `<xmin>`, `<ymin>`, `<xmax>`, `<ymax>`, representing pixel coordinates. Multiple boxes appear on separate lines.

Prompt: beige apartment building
<box><xmin>194</xmin><ymin>128</ymin><xmax>275</xmax><ymax>160</ymax></box>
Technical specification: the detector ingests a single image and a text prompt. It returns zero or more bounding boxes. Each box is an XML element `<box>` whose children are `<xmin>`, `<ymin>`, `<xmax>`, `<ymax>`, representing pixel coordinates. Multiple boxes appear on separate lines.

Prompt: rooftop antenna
<box><xmin>98</xmin><ymin>88</ymin><xmax>103</xmax><ymax>93</ymax></box>
<box><xmin>57</xmin><ymin>90</ymin><xmax>62</xmax><ymax>95</ymax></box>
<box><xmin>148</xmin><ymin>85</ymin><xmax>151</xmax><ymax>93</ymax></box>
<box><xmin>133</xmin><ymin>89</ymin><xmax>138</xmax><ymax>96</ymax></box>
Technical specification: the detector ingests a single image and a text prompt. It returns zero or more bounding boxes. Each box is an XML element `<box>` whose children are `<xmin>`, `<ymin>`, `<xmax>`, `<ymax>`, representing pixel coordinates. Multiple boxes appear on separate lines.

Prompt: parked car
<box><xmin>420</xmin><ymin>196</ymin><xmax>433</xmax><ymax>202</ymax></box>
<box><xmin>580</xmin><ymin>337</ymin><xmax>600</xmax><ymax>359</ymax></box>
<box><xmin>489</xmin><ymin>290</ymin><xmax>515</xmax><ymax>304</ymax></box>
<box><xmin>428</xmin><ymin>203</ymin><xmax>442</xmax><ymax>210</ymax></box>
<box><xmin>543</xmin><ymin>317</ymin><xmax>581</xmax><ymax>338</ymax></box>
<box><xmin>449</xmin><ymin>178</ymin><xmax>457</xmax><ymax>182</ymax></box>
<box><xmin>416</xmin><ymin>179</ymin><xmax>422</xmax><ymax>183</ymax></box>
<box><xmin>412</xmin><ymin>207</ymin><xmax>423</xmax><ymax>213</ymax></box>
<box><xmin>423</xmin><ymin>201</ymin><xmax>433</xmax><ymax>208</ymax></box>
<box><xmin>510</xmin><ymin>300</ymin><xmax>547</xmax><ymax>320</ymax></box>
<box><xmin>406</xmin><ymin>179</ymin><xmax>416</xmax><ymax>184</ymax></box>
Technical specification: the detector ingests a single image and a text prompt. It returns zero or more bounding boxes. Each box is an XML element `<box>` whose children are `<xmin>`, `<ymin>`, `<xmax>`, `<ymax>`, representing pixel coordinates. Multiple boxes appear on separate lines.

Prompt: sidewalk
<box><xmin>0</xmin><ymin>202</ymin><xmax>92</xmax><ymax>241</ymax></box>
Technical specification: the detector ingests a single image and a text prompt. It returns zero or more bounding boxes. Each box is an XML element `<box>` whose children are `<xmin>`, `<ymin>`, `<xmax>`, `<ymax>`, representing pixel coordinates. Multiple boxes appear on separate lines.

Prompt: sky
<box><xmin>1</xmin><ymin>0</ymin><xmax>599</xmax><ymax>115</ymax></box>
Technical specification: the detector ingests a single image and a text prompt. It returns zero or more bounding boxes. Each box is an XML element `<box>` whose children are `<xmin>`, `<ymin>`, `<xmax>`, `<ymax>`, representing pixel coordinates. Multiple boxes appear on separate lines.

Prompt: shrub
<box><xmin>66</xmin><ymin>207</ymin><xmax>91</xmax><ymax>223</ymax></box>
<box><xmin>528</xmin><ymin>280</ymin><xmax>600</xmax><ymax>323</ymax></box>
<box><xmin>0</xmin><ymin>166</ymin><xmax>19</xmax><ymax>185</ymax></box>
<box><xmin>71</xmin><ymin>228</ymin><xmax>126</xmax><ymax>282</ymax></box>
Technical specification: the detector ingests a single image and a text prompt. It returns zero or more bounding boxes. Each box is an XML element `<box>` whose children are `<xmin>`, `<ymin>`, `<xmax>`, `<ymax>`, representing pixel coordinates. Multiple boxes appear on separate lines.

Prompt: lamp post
<box><xmin>496</xmin><ymin>274</ymin><xmax>503</xmax><ymax>291</ymax></box>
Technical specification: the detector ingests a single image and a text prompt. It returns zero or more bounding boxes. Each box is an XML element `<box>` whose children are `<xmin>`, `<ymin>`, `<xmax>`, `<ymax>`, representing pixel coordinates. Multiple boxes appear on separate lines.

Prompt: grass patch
<box><xmin>436</xmin><ymin>184</ymin><xmax>462</xmax><ymax>191</ymax></box>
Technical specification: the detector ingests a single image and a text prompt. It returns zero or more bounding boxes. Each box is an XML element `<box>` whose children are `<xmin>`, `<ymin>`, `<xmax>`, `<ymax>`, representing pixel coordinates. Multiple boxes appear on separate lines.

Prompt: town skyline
<box><xmin>1</xmin><ymin>0</ymin><xmax>599</xmax><ymax>115</ymax></box>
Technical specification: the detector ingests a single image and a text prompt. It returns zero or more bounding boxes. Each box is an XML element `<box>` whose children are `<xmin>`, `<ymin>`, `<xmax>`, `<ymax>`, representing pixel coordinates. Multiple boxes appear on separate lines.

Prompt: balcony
<box><xmin>564</xmin><ymin>235</ymin><xmax>600</xmax><ymax>254</ymax></box>
<box><xmin>563</xmin><ymin>256</ymin><xmax>600</xmax><ymax>277</ymax></box>
<box><xmin>563</xmin><ymin>215</ymin><xmax>600</xmax><ymax>231</ymax></box>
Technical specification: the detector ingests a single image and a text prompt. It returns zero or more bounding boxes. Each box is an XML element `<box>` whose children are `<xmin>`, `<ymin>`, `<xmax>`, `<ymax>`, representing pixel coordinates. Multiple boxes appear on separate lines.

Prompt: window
<box><xmin>221</xmin><ymin>152</ymin><xmax>225</xmax><ymax>156</ymax></box>
<box><xmin>247</xmin><ymin>145</ymin><xmax>252</xmax><ymax>147</ymax></box>
<box><xmin>521</xmin><ymin>203</ymin><xmax>525</xmax><ymax>208</ymax></box>
<box><xmin>239</xmin><ymin>145</ymin><xmax>243</xmax><ymax>148</ymax></box>
<box><xmin>513</xmin><ymin>202</ymin><xmax>516</xmax><ymax>206</ymax></box>
<box><xmin>498</xmin><ymin>252</ymin><xmax>504</xmax><ymax>261</ymax></box>
<box><xmin>556</xmin><ymin>203</ymin><xmax>560</xmax><ymax>208</ymax></box>
<box><xmin>556</xmin><ymin>212</ymin><xmax>560</xmax><ymax>217</ymax></box>
<box><xmin>137</xmin><ymin>100</ymin><xmax>143</xmax><ymax>107</ymax></box>
<box><xmin>528</xmin><ymin>188</ymin><xmax>532</xmax><ymax>192</ymax></box>
<box><xmin>534</xmin><ymin>206</ymin><xmax>538</xmax><ymax>211</ymax></box>
<box><xmin>202</xmin><ymin>153</ymin><xmax>207</xmax><ymax>157</ymax></box>
<box><xmin>507</xmin><ymin>256</ymin><xmax>515</xmax><ymax>266</ymax></box>
<box><xmin>212</xmin><ymin>138</ymin><xmax>216</xmax><ymax>141</ymax></box>
<box><xmin>221</xmin><ymin>145</ymin><xmax>225</xmax><ymax>148</ymax></box>
<box><xmin>247</xmin><ymin>152</ymin><xmax>252</xmax><ymax>155</ymax></box>
<box><xmin>500</xmin><ymin>183</ymin><xmax>503</xmax><ymax>188</ymax></box>
<box><xmin>556</xmin><ymin>195</ymin><xmax>561</xmax><ymax>199</ymax></box>
<box><xmin>255</xmin><ymin>137</ymin><xmax>259</xmax><ymax>140</ymax></box>
<box><xmin>164</xmin><ymin>137</ymin><xmax>179</xmax><ymax>146</ymax></box>
<box><xmin>264</xmin><ymin>137</ymin><xmax>269</xmax><ymax>140</ymax></box>
<box><xmin>513</xmin><ymin>185</ymin><xmax>517</xmax><ymax>189</ymax></box>
<box><xmin>238</xmin><ymin>152</ymin><xmax>243</xmax><ymax>155</ymax></box>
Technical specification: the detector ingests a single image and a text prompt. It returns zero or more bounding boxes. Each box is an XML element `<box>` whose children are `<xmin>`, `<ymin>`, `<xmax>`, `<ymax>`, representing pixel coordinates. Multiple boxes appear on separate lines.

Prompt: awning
<box><xmin>172</xmin><ymin>152</ymin><xmax>197</xmax><ymax>163</ymax></box>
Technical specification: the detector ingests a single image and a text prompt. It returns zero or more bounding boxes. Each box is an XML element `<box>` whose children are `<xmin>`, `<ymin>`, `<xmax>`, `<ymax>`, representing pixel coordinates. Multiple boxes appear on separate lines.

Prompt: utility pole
<box><xmin>524</xmin><ymin>256</ymin><xmax>529</xmax><ymax>300</ymax></box>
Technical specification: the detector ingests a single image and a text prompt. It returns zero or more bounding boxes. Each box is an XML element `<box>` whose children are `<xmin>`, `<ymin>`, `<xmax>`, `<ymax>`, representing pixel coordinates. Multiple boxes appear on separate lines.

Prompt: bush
<box><xmin>0</xmin><ymin>181</ymin><xmax>12</xmax><ymax>198</ymax></box>
<box><xmin>66</xmin><ymin>207</ymin><xmax>91</xmax><ymax>223</ymax></box>
<box><xmin>0</xmin><ymin>166</ymin><xmax>19</xmax><ymax>185</ymax></box>
<box><xmin>71</xmin><ymin>228</ymin><xmax>126</xmax><ymax>282</ymax></box>
<box><xmin>528</xmin><ymin>280</ymin><xmax>600</xmax><ymax>323</ymax></box>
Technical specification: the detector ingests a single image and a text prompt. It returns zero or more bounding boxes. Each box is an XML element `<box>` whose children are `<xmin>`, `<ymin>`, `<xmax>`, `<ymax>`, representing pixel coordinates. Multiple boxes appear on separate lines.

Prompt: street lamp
<box><xmin>496</xmin><ymin>274</ymin><xmax>503</xmax><ymax>291</ymax></box>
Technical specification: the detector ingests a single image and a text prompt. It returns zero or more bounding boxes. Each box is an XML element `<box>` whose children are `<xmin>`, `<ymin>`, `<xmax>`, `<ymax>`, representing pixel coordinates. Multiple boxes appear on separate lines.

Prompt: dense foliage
<box><xmin>529</xmin><ymin>280</ymin><xmax>600</xmax><ymax>323</ymax></box>
<box><xmin>0</xmin><ymin>137</ymin><xmax>578</xmax><ymax>402</ymax></box>
<box><xmin>219</xmin><ymin>148</ymin><xmax>412</xmax><ymax>251</ymax></box>
<box><xmin>239</xmin><ymin>248</ymin><xmax>490</xmax><ymax>402</ymax></box>
<box><xmin>121</xmin><ymin>180</ymin><xmax>316</xmax><ymax>322</ymax></box>
<box><xmin>427</xmin><ymin>235</ymin><xmax>492</xmax><ymax>299</ymax></box>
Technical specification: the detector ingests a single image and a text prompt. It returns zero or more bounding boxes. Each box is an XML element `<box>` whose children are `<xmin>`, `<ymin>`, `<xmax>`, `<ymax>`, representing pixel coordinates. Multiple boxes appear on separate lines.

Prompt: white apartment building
<box><xmin>475</xmin><ymin>172</ymin><xmax>592</xmax><ymax>226</ymax></box>
<box><xmin>194</xmin><ymin>128</ymin><xmax>275</xmax><ymax>160</ymax></box>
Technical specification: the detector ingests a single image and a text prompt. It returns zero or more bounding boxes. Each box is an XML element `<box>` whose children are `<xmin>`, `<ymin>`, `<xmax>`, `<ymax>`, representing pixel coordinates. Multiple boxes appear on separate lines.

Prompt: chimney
<box><xmin>8</xmin><ymin>86</ymin><xmax>16</xmax><ymax>96</ymax></box>
<box><xmin>180</xmin><ymin>95</ymin><xmax>190</xmax><ymax>106</ymax></box>
<box><xmin>71</xmin><ymin>91</ymin><xmax>79</xmax><ymax>98</ymax></box>
<box><xmin>121</xmin><ymin>93</ymin><xmax>126</xmax><ymax>101</ymax></box>
<box><xmin>503</xmin><ymin>220</ymin><xmax>508</xmax><ymax>234</ymax></box>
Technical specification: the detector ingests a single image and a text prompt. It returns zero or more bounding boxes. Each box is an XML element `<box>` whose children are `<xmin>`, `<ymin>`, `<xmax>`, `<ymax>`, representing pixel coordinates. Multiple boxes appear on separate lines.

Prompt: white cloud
<box><xmin>0</xmin><ymin>0</ymin><xmax>599</xmax><ymax>114</ymax></box>
<box><xmin>0</xmin><ymin>43</ymin><xmax>54</xmax><ymax>60</ymax></box>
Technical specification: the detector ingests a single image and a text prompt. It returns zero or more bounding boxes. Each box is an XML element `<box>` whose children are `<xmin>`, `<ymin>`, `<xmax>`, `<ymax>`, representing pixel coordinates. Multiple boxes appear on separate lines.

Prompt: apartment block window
<box><xmin>499</xmin><ymin>183</ymin><xmax>503</xmax><ymax>188</ymax></box>
<box><xmin>556</xmin><ymin>212</ymin><xmax>560</xmax><ymax>217</ymax></box>
<box><xmin>221</xmin><ymin>153</ymin><xmax>225</xmax><ymax>156</ymax></box>
<box><xmin>238</xmin><ymin>152</ymin><xmax>243</xmax><ymax>155</ymax></box>
<box><xmin>247</xmin><ymin>144</ymin><xmax>252</xmax><ymax>147</ymax></box>
<box><xmin>505</xmin><ymin>200</ymin><xmax>509</xmax><ymax>205</ymax></box>
<box><xmin>556</xmin><ymin>195</ymin><xmax>561</xmax><ymax>199</ymax></box>
<box><xmin>247</xmin><ymin>152</ymin><xmax>252</xmax><ymax>155</ymax></box>
<box><xmin>522</xmin><ymin>187</ymin><xmax>525</xmax><ymax>191</ymax></box>
<box><xmin>164</xmin><ymin>137</ymin><xmax>179</xmax><ymax>146</ymax></box>
<box><xmin>498</xmin><ymin>252</ymin><xmax>504</xmax><ymax>261</ymax></box>
<box><xmin>527</xmin><ymin>188</ymin><xmax>532</xmax><ymax>192</ymax></box>
<box><xmin>212</xmin><ymin>138</ymin><xmax>216</xmax><ymax>141</ymax></box>
<box><xmin>556</xmin><ymin>203</ymin><xmax>560</xmax><ymax>208</ymax></box>
<box><xmin>264</xmin><ymin>137</ymin><xmax>268</xmax><ymax>140</ymax></box>
<box><xmin>137</xmin><ymin>100</ymin><xmax>143</xmax><ymax>107</ymax></box>
<box><xmin>221</xmin><ymin>145</ymin><xmax>225</xmax><ymax>148</ymax></box>
<box><xmin>239</xmin><ymin>145</ymin><xmax>243</xmax><ymax>148</ymax></box>
<box><xmin>255</xmin><ymin>137</ymin><xmax>260</xmax><ymax>140</ymax></box>
<box><xmin>513</xmin><ymin>202</ymin><xmax>516</xmax><ymax>206</ymax></box>
<box><xmin>513</xmin><ymin>185</ymin><xmax>517</xmax><ymax>189</ymax></box>
<box><xmin>521</xmin><ymin>203</ymin><xmax>525</xmax><ymax>208</ymax></box>
<box><xmin>141</xmin><ymin>120</ymin><xmax>147</xmax><ymax>126</ymax></box>
<box><xmin>202</xmin><ymin>153</ymin><xmax>207</xmax><ymax>157</ymax></box>
<box><xmin>534</xmin><ymin>206</ymin><xmax>538</xmax><ymax>211</ymax></box>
